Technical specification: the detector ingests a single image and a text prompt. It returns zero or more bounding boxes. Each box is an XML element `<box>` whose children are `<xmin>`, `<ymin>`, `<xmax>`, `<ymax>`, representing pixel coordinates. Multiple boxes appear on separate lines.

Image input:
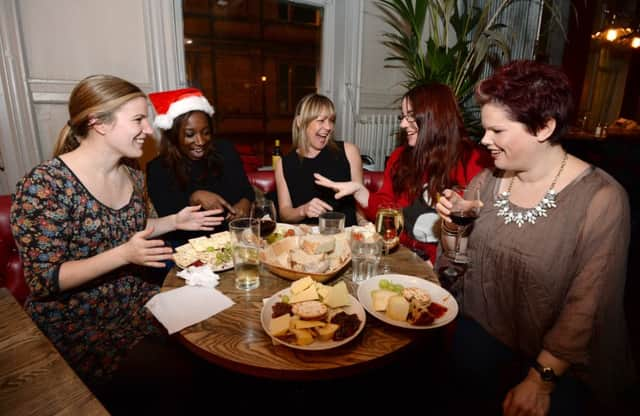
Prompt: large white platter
<box><xmin>356</xmin><ymin>274</ymin><xmax>458</xmax><ymax>329</ymax></box>
<box><xmin>260</xmin><ymin>288</ymin><xmax>366</xmax><ymax>350</ymax></box>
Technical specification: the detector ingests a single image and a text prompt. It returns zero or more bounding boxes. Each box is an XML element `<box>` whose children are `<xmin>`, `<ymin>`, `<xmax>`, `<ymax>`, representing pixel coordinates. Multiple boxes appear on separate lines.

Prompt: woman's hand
<box><xmin>227</xmin><ymin>198</ymin><xmax>251</xmax><ymax>221</ymax></box>
<box><xmin>122</xmin><ymin>227</ymin><xmax>174</xmax><ymax>268</ymax></box>
<box><xmin>175</xmin><ymin>205</ymin><xmax>224</xmax><ymax>231</ymax></box>
<box><xmin>502</xmin><ymin>371</ymin><xmax>554</xmax><ymax>416</ymax></box>
<box><xmin>314</xmin><ymin>173</ymin><xmax>369</xmax><ymax>207</ymax></box>
<box><xmin>435</xmin><ymin>188</ymin><xmax>455</xmax><ymax>223</ymax></box>
<box><xmin>299</xmin><ymin>198</ymin><xmax>333</xmax><ymax>219</ymax></box>
<box><xmin>190</xmin><ymin>190</ymin><xmax>234</xmax><ymax>213</ymax></box>
<box><xmin>314</xmin><ymin>173</ymin><xmax>361</xmax><ymax>199</ymax></box>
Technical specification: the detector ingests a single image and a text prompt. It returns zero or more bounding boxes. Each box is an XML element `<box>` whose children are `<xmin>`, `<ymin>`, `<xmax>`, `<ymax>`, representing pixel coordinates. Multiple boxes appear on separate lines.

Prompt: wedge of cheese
<box><xmin>289</xmin><ymin>284</ymin><xmax>319</xmax><ymax>303</ymax></box>
<box><xmin>323</xmin><ymin>281</ymin><xmax>350</xmax><ymax>308</ymax></box>
<box><xmin>291</xmin><ymin>276</ymin><xmax>315</xmax><ymax>294</ymax></box>
<box><xmin>269</xmin><ymin>313</ymin><xmax>291</xmax><ymax>337</ymax></box>
<box><xmin>371</xmin><ymin>289</ymin><xmax>397</xmax><ymax>311</ymax></box>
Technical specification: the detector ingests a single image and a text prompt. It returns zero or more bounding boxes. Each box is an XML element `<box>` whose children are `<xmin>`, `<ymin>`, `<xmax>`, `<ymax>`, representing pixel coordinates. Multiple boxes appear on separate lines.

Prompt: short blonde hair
<box><xmin>292</xmin><ymin>93</ymin><xmax>336</xmax><ymax>157</ymax></box>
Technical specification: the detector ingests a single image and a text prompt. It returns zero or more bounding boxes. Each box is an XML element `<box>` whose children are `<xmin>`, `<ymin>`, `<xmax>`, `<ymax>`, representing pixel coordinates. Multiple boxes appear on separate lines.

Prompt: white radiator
<box><xmin>354</xmin><ymin>113</ymin><xmax>400</xmax><ymax>171</ymax></box>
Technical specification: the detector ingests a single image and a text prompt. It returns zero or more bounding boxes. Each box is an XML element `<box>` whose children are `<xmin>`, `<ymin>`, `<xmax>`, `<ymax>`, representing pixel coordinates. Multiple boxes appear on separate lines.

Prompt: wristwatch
<box><xmin>532</xmin><ymin>361</ymin><xmax>558</xmax><ymax>382</ymax></box>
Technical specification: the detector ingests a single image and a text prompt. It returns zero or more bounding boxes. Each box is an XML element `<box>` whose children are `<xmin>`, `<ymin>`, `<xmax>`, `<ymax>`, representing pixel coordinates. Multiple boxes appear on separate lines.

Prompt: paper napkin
<box><xmin>145</xmin><ymin>286</ymin><xmax>234</xmax><ymax>334</ymax></box>
<box><xmin>176</xmin><ymin>264</ymin><xmax>220</xmax><ymax>288</ymax></box>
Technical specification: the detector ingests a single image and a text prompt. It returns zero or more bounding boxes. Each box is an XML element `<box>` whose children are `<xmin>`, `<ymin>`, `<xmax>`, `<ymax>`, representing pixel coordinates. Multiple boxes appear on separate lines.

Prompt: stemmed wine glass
<box><xmin>375</xmin><ymin>203</ymin><xmax>404</xmax><ymax>273</ymax></box>
<box><xmin>250</xmin><ymin>198</ymin><xmax>277</xmax><ymax>239</ymax></box>
<box><xmin>441</xmin><ymin>186</ymin><xmax>481</xmax><ymax>278</ymax></box>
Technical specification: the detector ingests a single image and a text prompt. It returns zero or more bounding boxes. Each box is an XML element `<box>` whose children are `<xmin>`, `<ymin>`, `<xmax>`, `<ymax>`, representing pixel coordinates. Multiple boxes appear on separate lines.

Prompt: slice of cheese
<box><xmin>371</xmin><ymin>289</ymin><xmax>397</xmax><ymax>311</ymax></box>
<box><xmin>289</xmin><ymin>284</ymin><xmax>319</xmax><ymax>303</ymax></box>
<box><xmin>316</xmin><ymin>283</ymin><xmax>330</xmax><ymax>300</ymax></box>
<box><xmin>323</xmin><ymin>281</ymin><xmax>351</xmax><ymax>308</ymax></box>
<box><xmin>188</xmin><ymin>236</ymin><xmax>212</xmax><ymax>252</ymax></box>
<box><xmin>292</xmin><ymin>319</ymin><xmax>326</xmax><ymax>329</ymax></box>
<box><xmin>291</xmin><ymin>276</ymin><xmax>315</xmax><ymax>294</ymax></box>
<box><xmin>269</xmin><ymin>313</ymin><xmax>291</xmax><ymax>337</ymax></box>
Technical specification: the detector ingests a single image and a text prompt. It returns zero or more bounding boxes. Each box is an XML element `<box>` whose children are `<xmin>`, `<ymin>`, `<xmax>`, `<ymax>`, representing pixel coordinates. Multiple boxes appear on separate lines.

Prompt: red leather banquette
<box><xmin>0</xmin><ymin>170</ymin><xmax>384</xmax><ymax>304</ymax></box>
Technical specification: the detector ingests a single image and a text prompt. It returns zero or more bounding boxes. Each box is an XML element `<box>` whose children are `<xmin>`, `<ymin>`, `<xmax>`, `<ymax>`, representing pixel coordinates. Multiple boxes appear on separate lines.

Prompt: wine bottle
<box><xmin>272</xmin><ymin>139</ymin><xmax>281</xmax><ymax>169</ymax></box>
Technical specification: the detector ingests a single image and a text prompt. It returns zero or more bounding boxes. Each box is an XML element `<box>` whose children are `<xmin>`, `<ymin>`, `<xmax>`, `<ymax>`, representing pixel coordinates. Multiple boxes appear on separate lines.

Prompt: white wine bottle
<box><xmin>272</xmin><ymin>139</ymin><xmax>281</xmax><ymax>169</ymax></box>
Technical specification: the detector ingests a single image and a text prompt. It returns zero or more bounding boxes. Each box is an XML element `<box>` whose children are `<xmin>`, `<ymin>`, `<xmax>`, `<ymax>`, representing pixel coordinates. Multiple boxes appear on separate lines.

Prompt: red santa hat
<box><xmin>148</xmin><ymin>88</ymin><xmax>214</xmax><ymax>130</ymax></box>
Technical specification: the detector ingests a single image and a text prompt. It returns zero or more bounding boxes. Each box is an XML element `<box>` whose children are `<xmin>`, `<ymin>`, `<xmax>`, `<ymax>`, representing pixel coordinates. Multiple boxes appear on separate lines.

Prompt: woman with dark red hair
<box><xmin>315</xmin><ymin>83</ymin><xmax>489</xmax><ymax>262</ymax></box>
<box><xmin>437</xmin><ymin>60</ymin><xmax>635</xmax><ymax>414</ymax></box>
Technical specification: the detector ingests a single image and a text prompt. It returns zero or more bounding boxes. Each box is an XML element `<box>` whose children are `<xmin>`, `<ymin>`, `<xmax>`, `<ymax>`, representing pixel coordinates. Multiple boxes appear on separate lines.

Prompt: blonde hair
<box><xmin>292</xmin><ymin>93</ymin><xmax>337</xmax><ymax>157</ymax></box>
<box><xmin>53</xmin><ymin>75</ymin><xmax>145</xmax><ymax>156</ymax></box>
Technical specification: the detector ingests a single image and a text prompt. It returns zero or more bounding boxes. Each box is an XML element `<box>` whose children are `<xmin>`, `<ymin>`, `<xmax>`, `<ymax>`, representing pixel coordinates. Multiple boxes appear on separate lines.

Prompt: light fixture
<box><xmin>260</xmin><ymin>75</ymin><xmax>267</xmax><ymax>82</ymax></box>
<box><xmin>184</xmin><ymin>38</ymin><xmax>193</xmax><ymax>45</ymax></box>
<box><xmin>591</xmin><ymin>10</ymin><xmax>638</xmax><ymax>51</ymax></box>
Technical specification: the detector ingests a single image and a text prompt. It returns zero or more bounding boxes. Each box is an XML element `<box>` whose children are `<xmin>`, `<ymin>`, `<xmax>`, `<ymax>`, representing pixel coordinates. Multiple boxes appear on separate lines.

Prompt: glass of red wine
<box><xmin>442</xmin><ymin>186</ymin><xmax>481</xmax><ymax>276</ymax></box>
<box><xmin>250</xmin><ymin>199</ymin><xmax>277</xmax><ymax>238</ymax></box>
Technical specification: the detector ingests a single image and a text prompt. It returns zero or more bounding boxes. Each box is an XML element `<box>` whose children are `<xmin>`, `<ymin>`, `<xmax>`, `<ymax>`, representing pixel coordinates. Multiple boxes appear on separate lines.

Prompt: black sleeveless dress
<box><xmin>282</xmin><ymin>142</ymin><xmax>357</xmax><ymax>226</ymax></box>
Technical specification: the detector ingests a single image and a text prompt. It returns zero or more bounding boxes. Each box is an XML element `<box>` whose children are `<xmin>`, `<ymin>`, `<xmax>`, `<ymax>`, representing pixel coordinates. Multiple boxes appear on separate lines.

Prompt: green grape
<box><xmin>281</xmin><ymin>295</ymin><xmax>290</xmax><ymax>303</ymax></box>
<box><xmin>379</xmin><ymin>279</ymin><xmax>391</xmax><ymax>290</ymax></box>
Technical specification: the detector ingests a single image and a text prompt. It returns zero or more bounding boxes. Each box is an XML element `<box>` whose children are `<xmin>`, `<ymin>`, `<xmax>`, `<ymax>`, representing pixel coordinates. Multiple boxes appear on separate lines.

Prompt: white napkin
<box><xmin>176</xmin><ymin>264</ymin><xmax>220</xmax><ymax>288</ymax></box>
<box><xmin>145</xmin><ymin>286</ymin><xmax>234</xmax><ymax>334</ymax></box>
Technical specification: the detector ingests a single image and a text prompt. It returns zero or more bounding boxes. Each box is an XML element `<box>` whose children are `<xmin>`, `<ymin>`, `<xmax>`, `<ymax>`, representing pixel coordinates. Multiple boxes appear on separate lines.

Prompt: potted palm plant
<box><xmin>376</xmin><ymin>0</ymin><xmax>564</xmax><ymax>137</ymax></box>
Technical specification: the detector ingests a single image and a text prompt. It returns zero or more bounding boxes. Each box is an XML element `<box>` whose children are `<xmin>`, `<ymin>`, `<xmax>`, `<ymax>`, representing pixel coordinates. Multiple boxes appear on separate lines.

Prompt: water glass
<box><xmin>350</xmin><ymin>231</ymin><xmax>383</xmax><ymax>283</ymax></box>
<box><xmin>229</xmin><ymin>218</ymin><xmax>261</xmax><ymax>290</ymax></box>
<box><xmin>319</xmin><ymin>212</ymin><xmax>345</xmax><ymax>235</ymax></box>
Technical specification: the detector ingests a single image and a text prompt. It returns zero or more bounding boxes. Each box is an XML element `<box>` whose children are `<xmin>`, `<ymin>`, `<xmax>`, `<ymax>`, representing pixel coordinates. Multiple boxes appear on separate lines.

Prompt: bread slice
<box><xmin>290</xmin><ymin>249</ymin><xmax>325</xmax><ymax>268</ymax></box>
<box><xmin>301</xmin><ymin>234</ymin><xmax>335</xmax><ymax>255</ymax></box>
<box><xmin>270</xmin><ymin>236</ymin><xmax>299</xmax><ymax>256</ymax></box>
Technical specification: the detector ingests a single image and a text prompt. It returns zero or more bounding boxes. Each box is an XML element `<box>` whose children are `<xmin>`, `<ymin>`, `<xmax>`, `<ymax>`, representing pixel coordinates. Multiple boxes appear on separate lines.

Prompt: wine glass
<box><xmin>375</xmin><ymin>203</ymin><xmax>404</xmax><ymax>273</ymax></box>
<box><xmin>250</xmin><ymin>199</ymin><xmax>277</xmax><ymax>238</ymax></box>
<box><xmin>441</xmin><ymin>186</ymin><xmax>481</xmax><ymax>278</ymax></box>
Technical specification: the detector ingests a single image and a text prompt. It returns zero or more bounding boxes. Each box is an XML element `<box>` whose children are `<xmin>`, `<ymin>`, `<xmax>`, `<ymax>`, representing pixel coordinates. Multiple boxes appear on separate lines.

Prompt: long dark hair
<box><xmin>158</xmin><ymin>110</ymin><xmax>223</xmax><ymax>190</ymax></box>
<box><xmin>392</xmin><ymin>83</ymin><xmax>475</xmax><ymax>204</ymax></box>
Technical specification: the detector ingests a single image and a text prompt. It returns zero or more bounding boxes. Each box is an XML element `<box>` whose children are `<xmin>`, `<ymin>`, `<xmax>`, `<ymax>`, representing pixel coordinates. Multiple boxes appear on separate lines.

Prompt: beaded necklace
<box><xmin>494</xmin><ymin>152</ymin><xmax>568</xmax><ymax>227</ymax></box>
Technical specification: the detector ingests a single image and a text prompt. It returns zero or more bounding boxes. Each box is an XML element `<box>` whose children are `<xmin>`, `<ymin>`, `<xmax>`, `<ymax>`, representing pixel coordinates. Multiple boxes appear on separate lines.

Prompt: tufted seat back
<box><xmin>0</xmin><ymin>195</ymin><xmax>27</xmax><ymax>304</ymax></box>
<box><xmin>247</xmin><ymin>170</ymin><xmax>384</xmax><ymax>195</ymax></box>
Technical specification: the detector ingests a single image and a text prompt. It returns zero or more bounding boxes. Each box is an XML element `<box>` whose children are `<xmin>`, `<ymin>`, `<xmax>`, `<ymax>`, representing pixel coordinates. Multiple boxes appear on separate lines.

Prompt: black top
<box><xmin>146</xmin><ymin>139</ymin><xmax>255</xmax><ymax>243</ymax></box>
<box><xmin>282</xmin><ymin>141</ymin><xmax>357</xmax><ymax>226</ymax></box>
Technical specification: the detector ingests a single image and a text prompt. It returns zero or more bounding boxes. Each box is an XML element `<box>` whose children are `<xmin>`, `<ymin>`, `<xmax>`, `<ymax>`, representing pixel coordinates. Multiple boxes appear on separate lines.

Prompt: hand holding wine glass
<box><xmin>439</xmin><ymin>186</ymin><xmax>482</xmax><ymax>265</ymax></box>
<box><xmin>250</xmin><ymin>199</ymin><xmax>277</xmax><ymax>238</ymax></box>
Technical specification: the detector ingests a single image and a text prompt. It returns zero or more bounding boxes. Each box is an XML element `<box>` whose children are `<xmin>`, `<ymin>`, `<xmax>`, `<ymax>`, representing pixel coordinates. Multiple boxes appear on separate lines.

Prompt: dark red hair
<box><xmin>393</xmin><ymin>83</ymin><xmax>475</xmax><ymax>204</ymax></box>
<box><xmin>475</xmin><ymin>60</ymin><xmax>573</xmax><ymax>144</ymax></box>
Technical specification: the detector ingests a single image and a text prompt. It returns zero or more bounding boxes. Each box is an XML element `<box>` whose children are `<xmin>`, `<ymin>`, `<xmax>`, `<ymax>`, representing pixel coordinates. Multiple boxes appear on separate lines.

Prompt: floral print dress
<box><xmin>10</xmin><ymin>158</ymin><xmax>162</xmax><ymax>383</ymax></box>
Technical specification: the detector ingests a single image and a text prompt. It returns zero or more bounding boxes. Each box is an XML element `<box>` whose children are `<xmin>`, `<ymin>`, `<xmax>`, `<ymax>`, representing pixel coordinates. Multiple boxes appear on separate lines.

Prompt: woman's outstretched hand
<box><xmin>123</xmin><ymin>227</ymin><xmax>174</xmax><ymax>268</ymax></box>
<box><xmin>299</xmin><ymin>198</ymin><xmax>333</xmax><ymax>219</ymax></box>
<box><xmin>175</xmin><ymin>205</ymin><xmax>224</xmax><ymax>231</ymax></box>
<box><xmin>314</xmin><ymin>173</ymin><xmax>362</xmax><ymax>199</ymax></box>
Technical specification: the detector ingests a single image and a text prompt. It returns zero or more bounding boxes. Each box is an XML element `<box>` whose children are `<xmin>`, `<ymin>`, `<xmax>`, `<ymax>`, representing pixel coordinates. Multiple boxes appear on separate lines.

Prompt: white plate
<box><xmin>356</xmin><ymin>274</ymin><xmax>458</xmax><ymax>329</ymax></box>
<box><xmin>260</xmin><ymin>288</ymin><xmax>366</xmax><ymax>350</ymax></box>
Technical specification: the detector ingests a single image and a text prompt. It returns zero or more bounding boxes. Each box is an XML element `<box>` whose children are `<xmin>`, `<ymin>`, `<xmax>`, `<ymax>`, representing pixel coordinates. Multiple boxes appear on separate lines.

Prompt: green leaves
<box><xmin>376</xmin><ymin>0</ymin><xmax>563</xmax><ymax>139</ymax></box>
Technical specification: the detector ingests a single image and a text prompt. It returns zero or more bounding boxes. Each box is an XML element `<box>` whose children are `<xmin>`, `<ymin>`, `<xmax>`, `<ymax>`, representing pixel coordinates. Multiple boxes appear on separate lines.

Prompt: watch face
<box><xmin>541</xmin><ymin>368</ymin><xmax>555</xmax><ymax>381</ymax></box>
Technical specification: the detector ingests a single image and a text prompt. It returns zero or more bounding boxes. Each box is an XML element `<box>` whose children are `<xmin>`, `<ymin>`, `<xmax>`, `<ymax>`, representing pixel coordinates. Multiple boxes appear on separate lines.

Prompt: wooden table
<box><xmin>0</xmin><ymin>288</ymin><xmax>108</xmax><ymax>415</ymax></box>
<box><xmin>162</xmin><ymin>246</ymin><xmax>443</xmax><ymax>380</ymax></box>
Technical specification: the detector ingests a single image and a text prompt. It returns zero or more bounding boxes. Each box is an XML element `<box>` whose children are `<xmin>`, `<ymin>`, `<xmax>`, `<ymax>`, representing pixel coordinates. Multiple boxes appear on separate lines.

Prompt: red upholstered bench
<box><xmin>0</xmin><ymin>170</ymin><xmax>384</xmax><ymax>303</ymax></box>
<box><xmin>247</xmin><ymin>170</ymin><xmax>384</xmax><ymax>195</ymax></box>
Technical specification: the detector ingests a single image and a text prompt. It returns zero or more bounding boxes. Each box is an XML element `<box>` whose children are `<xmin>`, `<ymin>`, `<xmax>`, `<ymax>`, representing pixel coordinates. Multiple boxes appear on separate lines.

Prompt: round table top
<box><xmin>161</xmin><ymin>246</ymin><xmax>442</xmax><ymax>380</ymax></box>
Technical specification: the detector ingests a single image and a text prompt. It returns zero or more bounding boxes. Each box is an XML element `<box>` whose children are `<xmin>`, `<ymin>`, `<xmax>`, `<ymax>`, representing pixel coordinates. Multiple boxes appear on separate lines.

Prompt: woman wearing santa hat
<box><xmin>146</xmin><ymin>87</ymin><xmax>255</xmax><ymax>244</ymax></box>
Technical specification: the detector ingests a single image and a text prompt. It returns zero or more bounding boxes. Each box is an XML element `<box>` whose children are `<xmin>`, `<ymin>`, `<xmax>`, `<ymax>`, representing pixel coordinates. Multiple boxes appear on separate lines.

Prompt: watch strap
<box><xmin>532</xmin><ymin>361</ymin><xmax>558</xmax><ymax>382</ymax></box>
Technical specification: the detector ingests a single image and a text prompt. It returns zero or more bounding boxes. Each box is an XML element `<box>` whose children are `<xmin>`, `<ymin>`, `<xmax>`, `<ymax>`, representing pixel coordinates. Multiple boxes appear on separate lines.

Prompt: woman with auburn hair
<box><xmin>275</xmin><ymin>93</ymin><xmax>362</xmax><ymax>226</ymax></box>
<box><xmin>11</xmin><ymin>75</ymin><xmax>222</xmax><ymax>389</ymax></box>
<box><xmin>316</xmin><ymin>83</ymin><xmax>490</xmax><ymax>262</ymax></box>
<box><xmin>437</xmin><ymin>60</ymin><xmax>635</xmax><ymax>414</ymax></box>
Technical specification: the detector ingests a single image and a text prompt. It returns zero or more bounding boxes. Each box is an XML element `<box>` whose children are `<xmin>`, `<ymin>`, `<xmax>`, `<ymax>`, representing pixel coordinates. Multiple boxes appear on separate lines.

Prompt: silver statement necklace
<box><xmin>494</xmin><ymin>152</ymin><xmax>568</xmax><ymax>227</ymax></box>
